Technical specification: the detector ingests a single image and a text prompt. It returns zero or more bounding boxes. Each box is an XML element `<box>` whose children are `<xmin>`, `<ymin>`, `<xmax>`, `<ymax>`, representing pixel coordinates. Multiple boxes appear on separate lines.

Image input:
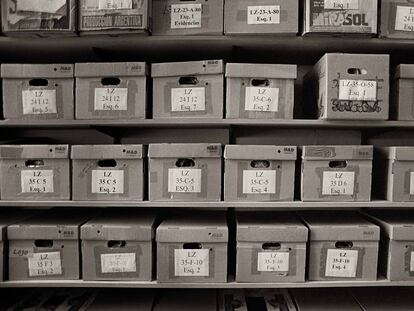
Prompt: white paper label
<box><xmin>243</xmin><ymin>170</ymin><xmax>276</xmax><ymax>194</ymax></box>
<box><xmin>168</xmin><ymin>168</ymin><xmax>202</xmax><ymax>193</ymax></box>
<box><xmin>28</xmin><ymin>252</ymin><xmax>62</xmax><ymax>277</ymax></box>
<box><xmin>410</xmin><ymin>252</ymin><xmax>414</xmax><ymax>271</ymax></box>
<box><xmin>245</xmin><ymin>87</ymin><xmax>279</xmax><ymax>112</ymax></box>
<box><xmin>257</xmin><ymin>252</ymin><xmax>289</xmax><ymax>272</ymax></box>
<box><xmin>325</xmin><ymin>249</ymin><xmax>358</xmax><ymax>278</ymax></box>
<box><xmin>324</xmin><ymin>0</ymin><xmax>359</xmax><ymax>10</ymax></box>
<box><xmin>94</xmin><ymin>88</ymin><xmax>128</xmax><ymax>111</ymax></box>
<box><xmin>395</xmin><ymin>6</ymin><xmax>414</xmax><ymax>32</ymax></box>
<box><xmin>98</xmin><ymin>0</ymin><xmax>132</xmax><ymax>10</ymax></box>
<box><xmin>101</xmin><ymin>253</ymin><xmax>136</xmax><ymax>273</ymax></box>
<box><xmin>174</xmin><ymin>249</ymin><xmax>209</xmax><ymax>277</ymax></box>
<box><xmin>170</xmin><ymin>4</ymin><xmax>202</xmax><ymax>29</ymax></box>
<box><xmin>21</xmin><ymin>170</ymin><xmax>54</xmax><ymax>193</ymax></box>
<box><xmin>410</xmin><ymin>172</ymin><xmax>414</xmax><ymax>195</ymax></box>
<box><xmin>247</xmin><ymin>5</ymin><xmax>280</xmax><ymax>24</ymax></box>
<box><xmin>17</xmin><ymin>0</ymin><xmax>66</xmax><ymax>14</ymax></box>
<box><xmin>322</xmin><ymin>171</ymin><xmax>355</xmax><ymax>196</ymax></box>
<box><xmin>22</xmin><ymin>90</ymin><xmax>57</xmax><ymax>115</ymax></box>
<box><xmin>92</xmin><ymin>170</ymin><xmax>124</xmax><ymax>194</ymax></box>
<box><xmin>171</xmin><ymin>87</ymin><xmax>206</xmax><ymax>112</ymax></box>
<box><xmin>338</xmin><ymin>80</ymin><xmax>377</xmax><ymax>101</ymax></box>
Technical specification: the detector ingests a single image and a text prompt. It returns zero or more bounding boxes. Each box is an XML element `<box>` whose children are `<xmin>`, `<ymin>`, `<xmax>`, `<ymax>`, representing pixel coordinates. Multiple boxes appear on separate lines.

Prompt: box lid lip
<box><xmin>71</xmin><ymin>144</ymin><xmax>144</xmax><ymax>159</ymax></box>
<box><xmin>224</xmin><ymin>145</ymin><xmax>297</xmax><ymax>160</ymax></box>
<box><xmin>395</xmin><ymin>64</ymin><xmax>414</xmax><ymax>79</ymax></box>
<box><xmin>302</xmin><ymin>145</ymin><xmax>374</xmax><ymax>160</ymax></box>
<box><xmin>148</xmin><ymin>143</ymin><xmax>222</xmax><ymax>158</ymax></box>
<box><xmin>379</xmin><ymin>146</ymin><xmax>414</xmax><ymax>161</ymax></box>
<box><xmin>225</xmin><ymin>63</ymin><xmax>297</xmax><ymax>79</ymax></box>
<box><xmin>151</xmin><ymin>60</ymin><xmax>224</xmax><ymax>77</ymax></box>
<box><xmin>364</xmin><ymin>211</ymin><xmax>414</xmax><ymax>241</ymax></box>
<box><xmin>75</xmin><ymin>62</ymin><xmax>147</xmax><ymax>77</ymax></box>
<box><xmin>0</xmin><ymin>144</ymin><xmax>70</xmax><ymax>159</ymax></box>
<box><xmin>1</xmin><ymin>64</ymin><xmax>74</xmax><ymax>78</ymax></box>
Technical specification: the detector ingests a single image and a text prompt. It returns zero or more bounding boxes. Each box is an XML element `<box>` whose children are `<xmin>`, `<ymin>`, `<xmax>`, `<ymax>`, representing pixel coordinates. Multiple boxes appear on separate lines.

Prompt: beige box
<box><xmin>81</xmin><ymin>210</ymin><xmax>155</xmax><ymax>281</ymax></box>
<box><xmin>224</xmin><ymin>0</ymin><xmax>298</xmax><ymax>35</ymax></box>
<box><xmin>236</xmin><ymin>213</ymin><xmax>308</xmax><ymax>283</ymax></box>
<box><xmin>71</xmin><ymin>145</ymin><xmax>144</xmax><ymax>201</ymax></box>
<box><xmin>224</xmin><ymin>145</ymin><xmax>296</xmax><ymax>202</ymax></box>
<box><xmin>300</xmin><ymin>212</ymin><xmax>380</xmax><ymax>281</ymax></box>
<box><xmin>148</xmin><ymin>143</ymin><xmax>222</xmax><ymax>201</ymax></box>
<box><xmin>152</xmin><ymin>0</ymin><xmax>224</xmax><ymax>35</ymax></box>
<box><xmin>83</xmin><ymin>289</ymin><xmax>155</xmax><ymax>310</ymax></box>
<box><xmin>301</xmin><ymin>145</ymin><xmax>373</xmax><ymax>202</ymax></box>
<box><xmin>0</xmin><ymin>145</ymin><xmax>71</xmax><ymax>201</ymax></box>
<box><xmin>218</xmin><ymin>290</ymin><xmax>247</xmax><ymax>311</ymax></box>
<box><xmin>75</xmin><ymin>62</ymin><xmax>147</xmax><ymax>120</ymax></box>
<box><xmin>1</xmin><ymin>64</ymin><xmax>74</xmax><ymax>121</ymax></box>
<box><xmin>307</xmin><ymin>53</ymin><xmax>389</xmax><ymax>120</ymax></box>
<box><xmin>303</xmin><ymin>0</ymin><xmax>378</xmax><ymax>35</ymax></box>
<box><xmin>152</xmin><ymin>60</ymin><xmax>224</xmax><ymax>119</ymax></box>
<box><xmin>226</xmin><ymin>64</ymin><xmax>296</xmax><ymax>119</ymax></box>
<box><xmin>392</xmin><ymin>65</ymin><xmax>414</xmax><ymax>120</ymax></box>
<box><xmin>154</xmin><ymin>290</ymin><xmax>217</xmax><ymax>310</ymax></box>
<box><xmin>79</xmin><ymin>0</ymin><xmax>151</xmax><ymax>34</ymax></box>
<box><xmin>380</xmin><ymin>0</ymin><xmax>414</xmax><ymax>39</ymax></box>
<box><xmin>156</xmin><ymin>214</ymin><xmax>228</xmax><ymax>283</ymax></box>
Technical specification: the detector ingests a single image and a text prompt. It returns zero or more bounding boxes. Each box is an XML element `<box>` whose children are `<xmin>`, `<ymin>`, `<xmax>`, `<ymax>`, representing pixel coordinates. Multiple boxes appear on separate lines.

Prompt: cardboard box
<box><xmin>245</xmin><ymin>289</ymin><xmax>297</xmax><ymax>311</ymax></box>
<box><xmin>226</xmin><ymin>64</ymin><xmax>296</xmax><ymax>119</ymax></box>
<box><xmin>1</xmin><ymin>64</ymin><xmax>74</xmax><ymax>121</ymax></box>
<box><xmin>392</xmin><ymin>65</ymin><xmax>414</xmax><ymax>120</ymax></box>
<box><xmin>380</xmin><ymin>0</ymin><xmax>414</xmax><ymax>39</ymax></box>
<box><xmin>154</xmin><ymin>290</ymin><xmax>217</xmax><ymax>310</ymax></box>
<box><xmin>75</xmin><ymin>62</ymin><xmax>147</xmax><ymax>120</ymax></box>
<box><xmin>351</xmin><ymin>287</ymin><xmax>414</xmax><ymax>310</ymax></box>
<box><xmin>1</xmin><ymin>0</ymin><xmax>76</xmax><ymax>36</ymax></box>
<box><xmin>299</xmin><ymin>212</ymin><xmax>380</xmax><ymax>281</ymax></box>
<box><xmin>218</xmin><ymin>290</ymin><xmax>247</xmax><ymax>311</ymax></box>
<box><xmin>303</xmin><ymin>0</ymin><xmax>378</xmax><ymax>35</ymax></box>
<box><xmin>152</xmin><ymin>60</ymin><xmax>224</xmax><ymax>119</ymax></box>
<box><xmin>71</xmin><ymin>145</ymin><xmax>144</xmax><ymax>201</ymax></box>
<box><xmin>156</xmin><ymin>213</ymin><xmax>228</xmax><ymax>283</ymax></box>
<box><xmin>0</xmin><ymin>145</ymin><xmax>71</xmax><ymax>201</ymax></box>
<box><xmin>79</xmin><ymin>0</ymin><xmax>151</xmax><ymax>34</ymax></box>
<box><xmin>236</xmin><ymin>213</ymin><xmax>308</xmax><ymax>283</ymax></box>
<box><xmin>224</xmin><ymin>145</ymin><xmax>296</xmax><ymax>202</ymax></box>
<box><xmin>306</xmin><ymin>53</ymin><xmax>389</xmax><ymax>120</ymax></box>
<box><xmin>148</xmin><ymin>143</ymin><xmax>222</xmax><ymax>201</ymax></box>
<box><xmin>224</xmin><ymin>0</ymin><xmax>298</xmax><ymax>35</ymax></box>
<box><xmin>7</xmin><ymin>208</ymin><xmax>93</xmax><ymax>281</ymax></box>
<box><xmin>81</xmin><ymin>210</ymin><xmax>156</xmax><ymax>281</ymax></box>
<box><xmin>82</xmin><ymin>289</ymin><xmax>155</xmax><ymax>310</ymax></box>
<box><xmin>152</xmin><ymin>0</ymin><xmax>224</xmax><ymax>35</ymax></box>
<box><xmin>301</xmin><ymin>145</ymin><xmax>373</xmax><ymax>202</ymax></box>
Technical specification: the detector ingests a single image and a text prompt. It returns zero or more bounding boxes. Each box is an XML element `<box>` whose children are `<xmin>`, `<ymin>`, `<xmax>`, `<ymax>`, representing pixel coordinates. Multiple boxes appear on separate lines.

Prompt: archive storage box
<box><xmin>224</xmin><ymin>145</ymin><xmax>296</xmax><ymax>202</ymax></box>
<box><xmin>152</xmin><ymin>0</ymin><xmax>224</xmax><ymax>36</ymax></box>
<box><xmin>1</xmin><ymin>64</ymin><xmax>74</xmax><ymax>121</ymax></box>
<box><xmin>79</xmin><ymin>0</ymin><xmax>151</xmax><ymax>34</ymax></box>
<box><xmin>226</xmin><ymin>64</ymin><xmax>296</xmax><ymax>119</ymax></box>
<box><xmin>0</xmin><ymin>145</ymin><xmax>71</xmax><ymax>201</ymax></box>
<box><xmin>380</xmin><ymin>0</ymin><xmax>414</xmax><ymax>39</ymax></box>
<box><xmin>236</xmin><ymin>213</ymin><xmax>308</xmax><ymax>283</ymax></box>
<box><xmin>300</xmin><ymin>212</ymin><xmax>380</xmax><ymax>281</ymax></box>
<box><xmin>307</xmin><ymin>53</ymin><xmax>389</xmax><ymax>120</ymax></box>
<box><xmin>71</xmin><ymin>145</ymin><xmax>144</xmax><ymax>201</ymax></box>
<box><xmin>154</xmin><ymin>290</ymin><xmax>217</xmax><ymax>311</ymax></box>
<box><xmin>224</xmin><ymin>0</ymin><xmax>298</xmax><ymax>35</ymax></box>
<box><xmin>156</xmin><ymin>214</ymin><xmax>228</xmax><ymax>283</ymax></box>
<box><xmin>392</xmin><ymin>64</ymin><xmax>414</xmax><ymax>120</ymax></box>
<box><xmin>81</xmin><ymin>210</ymin><xmax>155</xmax><ymax>281</ymax></box>
<box><xmin>148</xmin><ymin>143</ymin><xmax>222</xmax><ymax>201</ymax></box>
<box><xmin>152</xmin><ymin>60</ymin><xmax>224</xmax><ymax>119</ymax></box>
<box><xmin>301</xmin><ymin>145</ymin><xmax>373</xmax><ymax>202</ymax></box>
<box><xmin>75</xmin><ymin>62</ymin><xmax>147</xmax><ymax>120</ymax></box>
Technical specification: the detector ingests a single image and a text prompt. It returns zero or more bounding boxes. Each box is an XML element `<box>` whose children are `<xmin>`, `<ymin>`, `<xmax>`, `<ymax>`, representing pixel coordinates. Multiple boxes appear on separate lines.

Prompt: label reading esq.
<box><xmin>92</xmin><ymin>170</ymin><xmax>124</xmax><ymax>194</ymax></box>
<box><xmin>322</xmin><ymin>171</ymin><xmax>355</xmax><ymax>196</ymax></box>
<box><xmin>395</xmin><ymin>6</ymin><xmax>414</xmax><ymax>32</ymax></box>
<box><xmin>247</xmin><ymin>5</ymin><xmax>280</xmax><ymax>24</ymax></box>
<box><xmin>22</xmin><ymin>90</ymin><xmax>57</xmax><ymax>115</ymax></box>
<box><xmin>21</xmin><ymin>170</ymin><xmax>54</xmax><ymax>193</ymax></box>
<box><xmin>168</xmin><ymin>168</ymin><xmax>202</xmax><ymax>193</ymax></box>
<box><xmin>174</xmin><ymin>249</ymin><xmax>209</xmax><ymax>276</ymax></box>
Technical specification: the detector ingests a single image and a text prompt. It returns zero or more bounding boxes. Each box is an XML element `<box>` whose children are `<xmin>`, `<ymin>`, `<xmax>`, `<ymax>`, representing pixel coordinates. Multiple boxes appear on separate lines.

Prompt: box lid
<box><xmin>364</xmin><ymin>210</ymin><xmax>414</xmax><ymax>241</ymax></box>
<box><xmin>154</xmin><ymin>290</ymin><xmax>216</xmax><ymax>311</ymax></box>
<box><xmin>71</xmin><ymin>145</ymin><xmax>144</xmax><ymax>159</ymax></box>
<box><xmin>151</xmin><ymin>60</ymin><xmax>224</xmax><ymax>77</ymax></box>
<box><xmin>237</xmin><ymin>212</ymin><xmax>308</xmax><ymax>242</ymax></box>
<box><xmin>75</xmin><ymin>62</ymin><xmax>147</xmax><ymax>77</ymax></box>
<box><xmin>1</xmin><ymin>64</ymin><xmax>74</xmax><ymax>78</ymax></box>
<box><xmin>85</xmin><ymin>289</ymin><xmax>156</xmax><ymax>310</ymax></box>
<box><xmin>224</xmin><ymin>145</ymin><xmax>297</xmax><ymax>160</ymax></box>
<box><xmin>299</xmin><ymin>212</ymin><xmax>379</xmax><ymax>241</ymax></box>
<box><xmin>226</xmin><ymin>63</ymin><xmax>297</xmax><ymax>79</ymax></box>
<box><xmin>0</xmin><ymin>145</ymin><xmax>69</xmax><ymax>159</ymax></box>
<box><xmin>0</xmin><ymin>209</ymin><xmax>37</xmax><ymax>241</ymax></box>
<box><xmin>378</xmin><ymin>147</ymin><xmax>414</xmax><ymax>161</ymax></box>
<box><xmin>302</xmin><ymin>145</ymin><xmax>373</xmax><ymax>160</ymax></box>
<box><xmin>149</xmin><ymin>143</ymin><xmax>222</xmax><ymax>158</ymax></box>
<box><xmin>395</xmin><ymin>64</ymin><xmax>414</xmax><ymax>79</ymax></box>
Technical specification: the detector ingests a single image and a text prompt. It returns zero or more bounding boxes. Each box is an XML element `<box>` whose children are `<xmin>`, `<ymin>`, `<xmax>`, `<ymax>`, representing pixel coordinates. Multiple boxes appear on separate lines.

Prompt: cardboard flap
<box><xmin>302</xmin><ymin>145</ymin><xmax>373</xmax><ymax>160</ymax></box>
<box><xmin>365</xmin><ymin>210</ymin><xmax>414</xmax><ymax>241</ymax></box>
<box><xmin>0</xmin><ymin>209</ymin><xmax>38</xmax><ymax>240</ymax></box>
<box><xmin>0</xmin><ymin>145</ymin><xmax>69</xmax><ymax>159</ymax></box>
<box><xmin>224</xmin><ymin>145</ymin><xmax>297</xmax><ymax>160</ymax></box>
<box><xmin>1</xmin><ymin>64</ymin><xmax>74</xmax><ymax>78</ymax></box>
<box><xmin>395</xmin><ymin>64</ymin><xmax>414</xmax><ymax>79</ymax></box>
<box><xmin>226</xmin><ymin>63</ymin><xmax>297</xmax><ymax>79</ymax></box>
<box><xmin>75</xmin><ymin>62</ymin><xmax>147</xmax><ymax>77</ymax></box>
<box><xmin>71</xmin><ymin>145</ymin><xmax>144</xmax><ymax>159</ymax></box>
<box><xmin>149</xmin><ymin>143</ymin><xmax>222</xmax><ymax>158</ymax></box>
<box><xmin>151</xmin><ymin>60</ymin><xmax>224</xmax><ymax>77</ymax></box>
<box><xmin>379</xmin><ymin>147</ymin><xmax>414</xmax><ymax>161</ymax></box>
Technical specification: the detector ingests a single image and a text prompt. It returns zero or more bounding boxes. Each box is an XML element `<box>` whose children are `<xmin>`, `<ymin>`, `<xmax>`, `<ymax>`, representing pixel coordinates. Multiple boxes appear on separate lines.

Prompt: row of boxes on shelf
<box><xmin>3</xmin><ymin>0</ymin><xmax>414</xmax><ymax>39</ymax></box>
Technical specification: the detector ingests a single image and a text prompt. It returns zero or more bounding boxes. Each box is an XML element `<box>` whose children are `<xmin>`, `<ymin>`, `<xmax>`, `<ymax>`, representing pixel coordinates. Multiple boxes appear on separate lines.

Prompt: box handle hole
<box><xmin>250</xmin><ymin>160</ymin><xmax>270</xmax><ymax>169</ymax></box>
<box><xmin>25</xmin><ymin>160</ymin><xmax>44</xmax><ymax>168</ymax></box>
<box><xmin>329</xmin><ymin>160</ymin><xmax>347</xmax><ymax>168</ymax></box>
<box><xmin>107</xmin><ymin>240</ymin><xmax>126</xmax><ymax>248</ymax></box>
<box><xmin>34</xmin><ymin>240</ymin><xmax>53</xmax><ymax>248</ymax></box>
<box><xmin>101</xmin><ymin>77</ymin><xmax>121</xmax><ymax>86</ymax></box>
<box><xmin>175</xmin><ymin>158</ymin><xmax>195</xmax><ymax>167</ymax></box>
<box><xmin>183</xmin><ymin>243</ymin><xmax>202</xmax><ymax>249</ymax></box>
<box><xmin>97</xmin><ymin>159</ymin><xmax>117</xmax><ymax>167</ymax></box>
<box><xmin>347</xmin><ymin>68</ymin><xmax>368</xmax><ymax>75</ymax></box>
<box><xmin>262</xmin><ymin>242</ymin><xmax>281</xmax><ymax>250</ymax></box>
<box><xmin>335</xmin><ymin>241</ymin><xmax>353</xmax><ymax>249</ymax></box>
<box><xmin>179</xmin><ymin>76</ymin><xmax>199</xmax><ymax>85</ymax></box>
<box><xmin>29</xmin><ymin>78</ymin><xmax>48</xmax><ymax>86</ymax></box>
<box><xmin>251</xmin><ymin>79</ymin><xmax>270</xmax><ymax>87</ymax></box>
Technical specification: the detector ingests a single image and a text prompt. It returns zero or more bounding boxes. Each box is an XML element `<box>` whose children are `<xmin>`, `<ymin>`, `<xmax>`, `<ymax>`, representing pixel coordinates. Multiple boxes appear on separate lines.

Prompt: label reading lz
<box><xmin>98</xmin><ymin>0</ymin><xmax>132</xmax><ymax>10</ymax></box>
<box><xmin>325</xmin><ymin>249</ymin><xmax>358</xmax><ymax>278</ymax></box>
<box><xmin>257</xmin><ymin>252</ymin><xmax>289</xmax><ymax>272</ymax></box>
<box><xmin>22</xmin><ymin>90</ymin><xmax>57</xmax><ymax>115</ymax></box>
<box><xmin>101</xmin><ymin>253</ymin><xmax>136</xmax><ymax>273</ymax></box>
<box><xmin>170</xmin><ymin>4</ymin><xmax>202</xmax><ymax>29</ymax></box>
<box><xmin>338</xmin><ymin>80</ymin><xmax>377</xmax><ymax>101</ymax></box>
<box><xmin>245</xmin><ymin>87</ymin><xmax>279</xmax><ymax>112</ymax></box>
<box><xmin>395</xmin><ymin>6</ymin><xmax>414</xmax><ymax>32</ymax></box>
<box><xmin>94</xmin><ymin>88</ymin><xmax>128</xmax><ymax>111</ymax></box>
<box><xmin>324</xmin><ymin>0</ymin><xmax>359</xmax><ymax>10</ymax></box>
<box><xmin>247</xmin><ymin>5</ymin><xmax>280</xmax><ymax>24</ymax></box>
<box><xmin>92</xmin><ymin>170</ymin><xmax>124</xmax><ymax>194</ymax></box>
<box><xmin>410</xmin><ymin>252</ymin><xmax>414</xmax><ymax>271</ymax></box>
<box><xmin>243</xmin><ymin>170</ymin><xmax>276</xmax><ymax>194</ymax></box>
<box><xmin>322</xmin><ymin>171</ymin><xmax>355</xmax><ymax>196</ymax></box>
<box><xmin>28</xmin><ymin>252</ymin><xmax>62</xmax><ymax>277</ymax></box>
<box><xmin>21</xmin><ymin>170</ymin><xmax>54</xmax><ymax>193</ymax></box>
<box><xmin>410</xmin><ymin>172</ymin><xmax>414</xmax><ymax>195</ymax></box>
<box><xmin>174</xmin><ymin>249</ymin><xmax>209</xmax><ymax>277</ymax></box>
<box><xmin>168</xmin><ymin>168</ymin><xmax>202</xmax><ymax>193</ymax></box>
<box><xmin>171</xmin><ymin>87</ymin><xmax>206</xmax><ymax>112</ymax></box>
